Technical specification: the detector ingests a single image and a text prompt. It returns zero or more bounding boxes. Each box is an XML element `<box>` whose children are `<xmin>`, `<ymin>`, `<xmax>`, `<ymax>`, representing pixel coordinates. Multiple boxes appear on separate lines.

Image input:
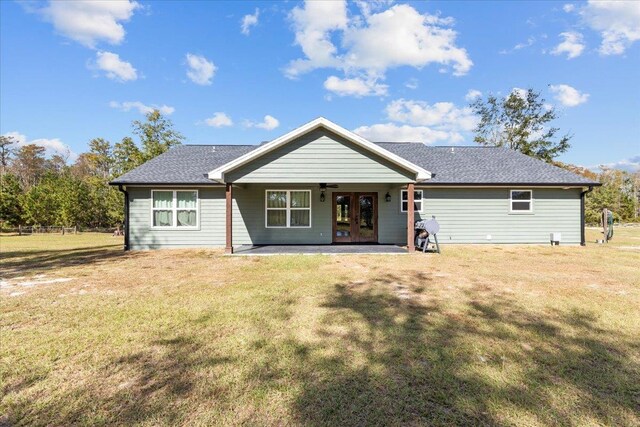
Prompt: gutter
<box><xmin>580</xmin><ymin>186</ymin><xmax>594</xmax><ymax>246</ymax></box>
<box><xmin>117</xmin><ymin>185</ymin><xmax>130</xmax><ymax>251</ymax></box>
<box><xmin>418</xmin><ymin>182</ymin><xmax>602</xmax><ymax>187</ymax></box>
<box><xmin>109</xmin><ymin>182</ymin><xmax>223</xmax><ymax>187</ymax></box>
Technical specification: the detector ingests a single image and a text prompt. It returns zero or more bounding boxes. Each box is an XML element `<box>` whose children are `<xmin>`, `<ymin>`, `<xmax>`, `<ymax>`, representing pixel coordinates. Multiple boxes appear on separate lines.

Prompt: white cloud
<box><xmin>94</xmin><ymin>51</ymin><xmax>137</xmax><ymax>81</ymax></box>
<box><xmin>563</xmin><ymin>4</ymin><xmax>575</xmax><ymax>13</ymax></box>
<box><xmin>36</xmin><ymin>0</ymin><xmax>140</xmax><ymax>48</ymax></box>
<box><xmin>353</xmin><ymin>123</ymin><xmax>458</xmax><ymax>144</ymax></box>
<box><xmin>3</xmin><ymin>131</ymin><xmax>77</xmax><ymax>160</ymax></box>
<box><xmin>185</xmin><ymin>53</ymin><xmax>216</xmax><ymax>85</ymax></box>
<box><xmin>386</xmin><ymin>99</ymin><xmax>477</xmax><ymax>131</ymax></box>
<box><xmin>246</xmin><ymin>115</ymin><xmax>280</xmax><ymax>130</ymax></box>
<box><xmin>286</xmin><ymin>0</ymin><xmax>348</xmax><ymax>78</ymax></box>
<box><xmin>405</xmin><ymin>78</ymin><xmax>419</xmax><ymax>90</ymax></box>
<box><xmin>465</xmin><ymin>89</ymin><xmax>482</xmax><ymax>102</ymax></box>
<box><xmin>109</xmin><ymin>101</ymin><xmax>174</xmax><ymax>115</ymax></box>
<box><xmin>580</xmin><ymin>0</ymin><xmax>640</xmax><ymax>55</ymax></box>
<box><xmin>499</xmin><ymin>36</ymin><xmax>536</xmax><ymax>54</ymax></box>
<box><xmin>599</xmin><ymin>155</ymin><xmax>640</xmax><ymax>172</ymax></box>
<box><xmin>324</xmin><ymin>75</ymin><xmax>388</xmax><ymax>97</ymax></box>
<box><xmin>204</xmin><ymin>112</ymin><xmax>233</xmax><ymax>128</ymax></box>
<box><xmin>354</xmin><ymin>97</ymin><xmax>478</xmax><ymax>144</ymax></box>
<box><xmin>285</xmin><ymin>1</ymin><xmax>472</xmax><ymax>96</ymax></box>
<box><xmin>549</xmin><ymin>84</ymin><xmax>590</xmax><ymax>107</ymax></box>
<box><xmin>551</xmin><ymin>31</ymin><xmax>585</xmax><ymax>59</ymax></box>
<box><xmin>241</xmin><ymin>8</ymin><xmax>259</xmax><ymax>35</ymax></box>
<box><xmin>340</xmin><ymin>5</ymin><xmax>472</xmax><ymax>76</ymax></box>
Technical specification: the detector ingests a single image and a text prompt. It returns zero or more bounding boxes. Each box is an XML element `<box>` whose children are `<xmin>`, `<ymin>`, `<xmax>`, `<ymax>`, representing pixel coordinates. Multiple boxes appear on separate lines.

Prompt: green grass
<box><xmin>1</xmin><ymin>230</ymin><xmax>639</xmax><ymax>426</ymax></box>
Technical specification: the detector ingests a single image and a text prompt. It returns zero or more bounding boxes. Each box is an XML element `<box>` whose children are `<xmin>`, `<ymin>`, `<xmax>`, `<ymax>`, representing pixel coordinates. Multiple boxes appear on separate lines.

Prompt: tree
<box><xmin>21</xmin><ymin>172</ymin><xmax>92</xmax><ymax>227</ymax></box>
<box><xmin>86</xmin><ymin>138</ymin><xmax>113</xmax><ymax>179</ymax></box>
<box><xmin>112</xmin><ymin>136</ymin><xmax>142</xmax><ymax>177</ymax></box>
<box><xmin>47</xmin><ymin>154</ymin><xmax>68</xmax><ymax>174</ymax></box>
<box><xmin>133</xmin><ymin>110</ymin><xmax>184</xmax><ymax>163</ymax></box>
<box><xmin>11</xmin><ymin>144</ymin><xmax>46</xmax><ymax>190</ymax></box>
<box><xmin>0</xmin><ymin>135</ymin><xmax>16</xmax><ymax>173</ymax></box>
<box><xmin>0</xmin><ymin>173</ymin><xmax>22</xmax><ymax>226</ymax></box>
<box><xmin>470</xmin><ymin>88</ymin><xmax>571</xmax><ymax>162</ymax></box>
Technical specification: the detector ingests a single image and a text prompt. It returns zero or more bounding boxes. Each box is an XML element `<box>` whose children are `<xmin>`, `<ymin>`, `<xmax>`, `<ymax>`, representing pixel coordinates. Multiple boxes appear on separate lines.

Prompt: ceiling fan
<box><xmin>319</xmin><ymin>183</ymin><xmax>339</xmax><ymax>189</ymax></box>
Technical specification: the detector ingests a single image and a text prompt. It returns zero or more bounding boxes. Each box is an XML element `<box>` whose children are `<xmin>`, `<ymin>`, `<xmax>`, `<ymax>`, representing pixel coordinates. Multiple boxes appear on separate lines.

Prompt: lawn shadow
<box><xmin>0</xmin><ymin>244</ymin><xmax>130</xmax><ymax>279</ymax></box>
<box><xmin>285</xmin><ymin>273</ymin><xmax>639</xmax><ymax>426</ymax></box>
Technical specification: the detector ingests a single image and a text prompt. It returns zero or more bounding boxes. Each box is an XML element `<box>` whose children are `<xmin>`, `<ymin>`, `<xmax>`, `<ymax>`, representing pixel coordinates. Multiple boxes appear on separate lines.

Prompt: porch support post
<box><xmin>407</xmin><ymin>183</ymin><xmax>415</xmax><ymax>252</ymax></box>
<box><xmin>225</xmin><ymin>182</ymin><xmax>233</xmax><ymax>254</ymax></box>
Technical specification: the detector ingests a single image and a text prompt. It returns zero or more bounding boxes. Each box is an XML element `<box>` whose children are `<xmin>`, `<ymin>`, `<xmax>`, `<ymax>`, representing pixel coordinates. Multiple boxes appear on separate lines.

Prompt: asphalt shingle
<box><xmin>110</xmin><ymin>145</ymin><xmax>256</xmax><ymax>184</ymax></box>
<box><xmin>376</xmin><ymin>143</ymin><xmax>598</xmax><ymax>185</ymax></box>
<box><xmin>110</xmin><ymin>142</ymin><xmax>599</xmax><ymax>186</ymax></box>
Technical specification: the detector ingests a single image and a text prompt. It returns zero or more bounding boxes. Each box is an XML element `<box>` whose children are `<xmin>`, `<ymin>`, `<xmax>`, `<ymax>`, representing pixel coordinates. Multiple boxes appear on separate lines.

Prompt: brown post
<box><xmin>225</xmin><ymin>183</ymin><xmax>233</xmax><ymax>254</ymax></box>
<box><xmin>407</xmin><ymin>183</ymin><xmax>415</xmax><ymax>252</ymax></box>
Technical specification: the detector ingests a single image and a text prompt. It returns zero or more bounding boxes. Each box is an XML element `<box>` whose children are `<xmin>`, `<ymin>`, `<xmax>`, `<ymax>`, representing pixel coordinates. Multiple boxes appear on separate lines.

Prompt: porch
<box><xmin>224</xmin><ymin>183</ymin><xmax>418</xmax><ymax>254</ymax></box>
<box><xmin>233</xmin><ymin>244</ymin><xmax>408</xmax><ymax>255</ymax></box>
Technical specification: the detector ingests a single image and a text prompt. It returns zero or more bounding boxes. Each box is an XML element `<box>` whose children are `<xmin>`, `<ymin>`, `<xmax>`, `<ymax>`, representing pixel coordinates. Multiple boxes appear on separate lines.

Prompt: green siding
<box><xmin>128</xmin><ymin>187</ymin><xmax>226</xmax><ymax>249</ymax></box>
<box><xmin>419</xmin><ymin>187</ymin><xmax>582</xmax><ymax>244</ymax></box>
<box><xmin>127</xmin><ymin>186</ymin><xmax>582</xmax><ymax>249</ymax></box>
<box><xmin>225</xmin><ymin>129</ymin><xmax>415</xmax><ymax>183</ymax></box>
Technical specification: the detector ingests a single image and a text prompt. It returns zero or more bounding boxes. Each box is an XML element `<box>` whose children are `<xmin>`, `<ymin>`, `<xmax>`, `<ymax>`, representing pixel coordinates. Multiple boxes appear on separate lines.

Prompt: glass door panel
<box><xmin>357</xmin><ymin>194</ymin><xmax>376</xmax><ymax>242</ymax></box>
<box><xmin>334</xmin><ymin>194</ymin><xmax>352</xmax><ymax>242</ymax></box>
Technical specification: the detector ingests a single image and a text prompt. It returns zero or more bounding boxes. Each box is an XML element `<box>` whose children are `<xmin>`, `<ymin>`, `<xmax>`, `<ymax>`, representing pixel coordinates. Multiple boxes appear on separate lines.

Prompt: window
<box><xmin>265</xmin><ymin>190</ymin><xmax>311</xmax><ymax>228</ymax></box>
<box><xmin>401</xmin><ymin>189</ymin><xmax>423</xmax><ymax>212</ymax></box>
<box><xmin>510</xmin><ymin>190</ymin><xmax>533</xmax><ymax>213</ymax></box>
<box><xmin>151</xmin><ymin>190</ymin><xmax>198</xmax><ymax>228</ymax></box>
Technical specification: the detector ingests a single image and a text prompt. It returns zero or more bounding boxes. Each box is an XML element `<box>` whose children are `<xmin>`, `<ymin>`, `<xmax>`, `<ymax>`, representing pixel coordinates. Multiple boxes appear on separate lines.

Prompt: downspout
<box><xmin>118</xmin><ymin>184</ymin><xmax>130</xmax><ymax>251</ymax></box>
<box><xmin>580</xmin><ymin>186</ymin><xmax>593</xmax><ymax>246</ymax></box>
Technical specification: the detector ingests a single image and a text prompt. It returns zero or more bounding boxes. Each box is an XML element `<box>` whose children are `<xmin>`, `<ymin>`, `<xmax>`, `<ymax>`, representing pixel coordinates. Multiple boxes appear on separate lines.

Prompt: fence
<box><xmin>1</xmin><ymin>226</ymin><xmax>124</xmax><ymax>235</ymax></box>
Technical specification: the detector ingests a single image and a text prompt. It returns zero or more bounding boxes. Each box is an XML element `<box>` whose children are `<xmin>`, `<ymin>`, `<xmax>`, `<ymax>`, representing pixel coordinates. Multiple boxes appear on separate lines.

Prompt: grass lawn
<box><xmin>1</xmin><ymin>229</ymin><xmax>639</xmax><ymax>426</ymax></box>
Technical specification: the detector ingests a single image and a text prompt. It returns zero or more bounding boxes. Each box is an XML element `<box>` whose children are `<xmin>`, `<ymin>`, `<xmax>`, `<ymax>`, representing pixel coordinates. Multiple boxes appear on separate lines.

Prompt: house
<box><xmin>109</xmin><ymin>117</ymin><xmax>600</xmax><ymax>252</ymax></box>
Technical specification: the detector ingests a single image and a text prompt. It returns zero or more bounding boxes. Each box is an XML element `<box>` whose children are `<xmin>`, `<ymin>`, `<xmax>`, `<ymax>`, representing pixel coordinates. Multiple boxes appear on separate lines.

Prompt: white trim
<box><xmin>400</xmin><ymin>189</ymin><xmax>424</xmax><ymax>213</ymax></box>
<box><xmin>208</xmin><ymin>117</ymin><xmax>431</xmax><ymax>182</ymax></box>
<box><xmin>150</xmin><ymin>189</ymin><xmax>200</xmax><ymax>229</ymax></box>
<box><xmin>509</xmin><ymin>189</ymin><xmax>533</xmax><ymax>213</ymax></box>
<box><xmin>264</xmin><ymin>189</ymin><xmax>312</xmax><ymax>228</ymax></box>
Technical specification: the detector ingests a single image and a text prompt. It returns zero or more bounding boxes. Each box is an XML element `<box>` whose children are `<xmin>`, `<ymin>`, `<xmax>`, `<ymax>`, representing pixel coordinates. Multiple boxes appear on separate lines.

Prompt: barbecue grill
<box><xmin>414</xmin><ymin>216</ymin><xmax>441</xmax><ymax>253</ymax></box>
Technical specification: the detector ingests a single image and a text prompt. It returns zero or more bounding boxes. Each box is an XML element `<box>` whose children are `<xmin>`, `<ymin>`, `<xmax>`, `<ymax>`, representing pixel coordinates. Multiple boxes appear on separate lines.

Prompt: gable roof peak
<box><xmin>207</xmin><ymin>117</ymin><xmax>432</xmax><ymax>182</ymax></box>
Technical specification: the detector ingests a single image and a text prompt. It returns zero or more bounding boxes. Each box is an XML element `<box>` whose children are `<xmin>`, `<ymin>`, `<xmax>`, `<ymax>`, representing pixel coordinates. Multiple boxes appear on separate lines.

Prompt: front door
<box><xmin>332</xmin><ymin>192</ymin><xmax>378</xmax><ymax>243</ymax></box>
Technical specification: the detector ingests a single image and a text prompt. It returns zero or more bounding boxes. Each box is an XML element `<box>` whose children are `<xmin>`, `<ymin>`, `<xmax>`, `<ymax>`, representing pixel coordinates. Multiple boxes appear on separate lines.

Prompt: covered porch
<box><xmin>233</xmin><ymin>244</ymin><xmax>408</xmax><ymax>255</ymax></box>
<box><xmin>223</xmin><ymin>182</ymin><xmax>418</xmax><ymax>254</ymax></box>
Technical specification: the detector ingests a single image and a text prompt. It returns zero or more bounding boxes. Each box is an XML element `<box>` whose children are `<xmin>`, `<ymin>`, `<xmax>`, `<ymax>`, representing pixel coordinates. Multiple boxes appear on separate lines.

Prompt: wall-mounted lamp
<box><xmin>385</xmin><ymin>192</ymin><xmax>391</xmax><ymax>202</ymax></box>
<box><xmin>320</xmin><ymin>185</ymin><xmax>326</xmax><ymax>202</ymax></box>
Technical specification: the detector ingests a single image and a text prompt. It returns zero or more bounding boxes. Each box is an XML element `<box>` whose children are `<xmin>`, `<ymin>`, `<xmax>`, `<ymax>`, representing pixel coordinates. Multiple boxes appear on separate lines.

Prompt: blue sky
<box><xmin>1</xmin><ymin>0</ymin><xmax>639</xmax><ymax>171</ymax></box>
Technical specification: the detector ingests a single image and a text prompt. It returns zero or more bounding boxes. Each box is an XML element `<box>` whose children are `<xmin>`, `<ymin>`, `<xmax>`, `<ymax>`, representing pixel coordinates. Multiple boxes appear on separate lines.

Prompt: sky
<box><xmin>1</xmin><ymin>0</ymin><xmax>639</xmax><ymax>171</ymax></box>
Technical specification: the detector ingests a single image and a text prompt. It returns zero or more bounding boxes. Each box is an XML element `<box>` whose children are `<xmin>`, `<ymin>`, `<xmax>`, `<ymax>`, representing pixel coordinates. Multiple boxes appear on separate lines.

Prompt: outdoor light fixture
<box><xmin>385</xmin><ymin>192</ymin><xmax>391</xmax><ymax>202</ymax></box>
<box><xmin>320</xmin><ymin>185</ymin><xmax>326</xmax><ymax>202</ymax></box>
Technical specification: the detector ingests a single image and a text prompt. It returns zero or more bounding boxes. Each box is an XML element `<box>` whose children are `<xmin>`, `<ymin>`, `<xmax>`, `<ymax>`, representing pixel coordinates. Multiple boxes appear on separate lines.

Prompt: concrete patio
<box><xmin>233</xmin><ymin>244</ymin><xmax>408</xmax><ymax>255</ymax></box>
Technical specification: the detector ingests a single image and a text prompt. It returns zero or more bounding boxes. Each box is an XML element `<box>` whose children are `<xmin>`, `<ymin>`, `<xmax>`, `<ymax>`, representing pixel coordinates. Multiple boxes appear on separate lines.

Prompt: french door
<box><xmin>332</xmin><ymin>192</ymin><xmax>378</xmax><ymax>243</ymax></box>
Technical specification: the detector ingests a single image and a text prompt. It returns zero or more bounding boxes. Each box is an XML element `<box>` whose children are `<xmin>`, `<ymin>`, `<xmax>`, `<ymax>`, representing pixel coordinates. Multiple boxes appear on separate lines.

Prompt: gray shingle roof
<box><xmin>376</xmin><ymin>143</ymin><xmax>598</xmax><ymax>185</ymax></box>
<box><xmin>110</xmin><ymin>143</ymin><xmax>599</xmax><ymax>186</ymax></box>
<box><xmin>110</xmin><ymin>145</ymin><xmax>256</xmax><ymax>184</ymax></box>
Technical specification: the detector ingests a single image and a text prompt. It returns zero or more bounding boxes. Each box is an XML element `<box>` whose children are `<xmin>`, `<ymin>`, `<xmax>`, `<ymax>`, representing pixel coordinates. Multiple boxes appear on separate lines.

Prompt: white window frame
<box><xmin>265</xmin><ymin>189</ymin><xmax>312</xmax><ymax>228</ymax></box>
<box><xmin>150</xmin><ymin>189</ymin><xmax>199</xmax><ymax>229</ymax></box>
<box><xmin>400</xmin><ymin>189</ymin><xmax>424</xmax><ymax>213</ymax></box>
<box><xmin>509</xmin><ymin>189</ymin><xmax>533</xmax><ymax>213</ymax></box>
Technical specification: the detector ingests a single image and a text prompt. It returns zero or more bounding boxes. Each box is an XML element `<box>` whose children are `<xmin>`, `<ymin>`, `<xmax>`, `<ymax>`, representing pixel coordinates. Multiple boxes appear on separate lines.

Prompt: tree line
<box><xmin>1</xmin><ymin>91</ymin><xmax>638</xmax><ymax>230</ymax></box>
<box><xmin>0</xmin><ymin>111</ymin><xmax>183</xmax><ymax>230</ymax></box>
